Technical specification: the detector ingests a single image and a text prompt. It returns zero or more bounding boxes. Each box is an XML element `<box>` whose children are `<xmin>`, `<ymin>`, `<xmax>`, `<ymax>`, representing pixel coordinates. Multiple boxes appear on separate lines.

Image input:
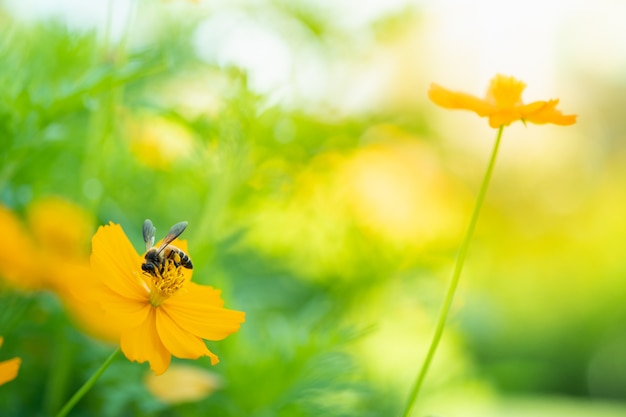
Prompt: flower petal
<box><xmin>91</xmin><ymin>223</ymin><xmax>147</xmax><ymax>301</ymax></box>
<box><xmin>121</xmin><ymin>308</ymin><xmax>172</xmax><ymax>375</ymax></box>
<box><xmin>57</xmin><ymin>262</ymin><xmax>126</xmax><ymax>341</ymax></box>
<box><xmin>487</xmin><ymin>109</ymin><xmax>522</xmax><ymax>128</ymax></box>
<box><xmin>156</xmin><ymin>308</ymin><xmax>217</xmax><ymax>363</ymax></box>
<box><xmin>0</xmin><ymin>357</ymin><xmax>21</xmax><ymax>386</ymax></box>
<box><xmin>0</xmin><ymin>205</ymin><xmax>41</xmax><ymax>289</ymax></box>
<box><xmin>428</xmin><ymin>83</ymin><xmax>494</xmax><ymax>117</ymax></box>
<box><xmin>164</xmin><ymin>283</ymin><xmax>245</xmax><ymax>341</ymax></box>
<box><xmin>524</xmin><ymin>99</ymin><xmax>577</xmax><ymax>125</ymax></box>
<box><xmin>99</xmin><ymin>287</ymin><xmax>152</xmax><ymax>327</ymax></box>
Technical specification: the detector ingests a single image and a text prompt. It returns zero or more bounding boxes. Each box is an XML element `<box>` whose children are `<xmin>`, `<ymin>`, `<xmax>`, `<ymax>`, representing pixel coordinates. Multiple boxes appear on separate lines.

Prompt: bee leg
<box><xmin>172</xmin><ymin>252</ymin><xmax>182</xmax><ymax>267</ymax></box>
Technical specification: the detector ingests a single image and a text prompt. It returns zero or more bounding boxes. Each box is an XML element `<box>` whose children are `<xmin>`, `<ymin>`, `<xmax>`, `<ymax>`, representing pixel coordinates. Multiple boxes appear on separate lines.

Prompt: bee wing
<box><xmin>157</xmin><ymin>221</ymin><xmax>188</xmax><ymax>253</ymax></box>
<box><xmin>143</xmin><ymin>219</ymin><xmax>156</xmax><ymax>251</ymax></box>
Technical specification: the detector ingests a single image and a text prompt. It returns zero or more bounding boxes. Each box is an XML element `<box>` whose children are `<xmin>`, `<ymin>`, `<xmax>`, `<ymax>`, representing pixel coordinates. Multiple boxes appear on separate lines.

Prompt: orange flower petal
<box><xmin>164</xmin><ymin>283</ymin><xmax>245</xmax><ymax>341</ymax></box>
<box><xmin>524</xmin><ymin>99</ymin><xmax>578</xmax><ymax>125</ymax></box>
<box><xmin>156</xmin><ymin>308</ymin><xmax>217</xmax><ymax>363</ymax></box>
<box><xmin>56</xmin><ymin>262</ymin><xmax>125</xmax><ymax>341</ymax></box>
<box><xmin>428</xmin><ymin>83</ymin><xmax>494</xmax><ymax>117</ymax></box>
<box><xmin>518</xmin><ymin>101</ymin><xmax>548</xmax><ymax>116</ymax></box>
<box><xmin>0</xmin><ymin>205</ymin><xmax>41</xmax><ymax>289</ymax></box>
<box><xmin>98</xmin><ymin>287</ymin><xmax>152</xmax><ymax>328</ymax></box>
<box><xmin>487</xmin><ymin>109</ymin><xmax>522</xmax><ymax>128</ymax></box>
<box><xmin>121</xmin><ymin>308</ymin><xmax>171</xmax><ymax>375</ymax></box>
<box><xmin>0</xmin><ymin>357</ymin><xmax>21</xmax><ymax>386</ymax></box>
<box><xmin>91</xmin><ymin>223</ymin><xmax>147</xmax><ymax>301</ymax></box>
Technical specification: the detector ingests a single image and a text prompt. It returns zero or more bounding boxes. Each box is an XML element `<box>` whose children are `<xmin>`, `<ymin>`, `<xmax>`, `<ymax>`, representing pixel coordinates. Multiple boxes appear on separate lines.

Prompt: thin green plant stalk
<box><xmin>55</xmin><ymin>347</ymin><xmax>121</xmax><ymax>417</ymax></box>
<box><xmin>401</xmin><ymin>125</ymin><xmax>505</xmax><ymax>417</ymax></box>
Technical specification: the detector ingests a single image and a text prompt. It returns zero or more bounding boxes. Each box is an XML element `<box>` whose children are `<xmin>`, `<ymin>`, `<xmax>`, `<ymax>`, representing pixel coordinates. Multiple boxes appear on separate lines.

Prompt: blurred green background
<box><xmin>1</xmin><ymin>0</ymin><xmax>625</xmax><ymax>416</ymax></box>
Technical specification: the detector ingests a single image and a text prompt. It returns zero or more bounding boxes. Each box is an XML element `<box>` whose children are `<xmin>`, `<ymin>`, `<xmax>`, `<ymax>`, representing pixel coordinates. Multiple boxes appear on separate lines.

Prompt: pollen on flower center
<box><xmin>148</xmin><ymin>259</ymin><xmax>186</xmax><ymax>306</ymax></box>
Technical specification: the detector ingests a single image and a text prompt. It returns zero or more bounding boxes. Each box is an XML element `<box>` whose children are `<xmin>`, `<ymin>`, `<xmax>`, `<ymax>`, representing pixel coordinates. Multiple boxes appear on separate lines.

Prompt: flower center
<box><xmin>147</xmin><ymin>258</ymin><xmax>186</xmax><ymax>307</ymax></box>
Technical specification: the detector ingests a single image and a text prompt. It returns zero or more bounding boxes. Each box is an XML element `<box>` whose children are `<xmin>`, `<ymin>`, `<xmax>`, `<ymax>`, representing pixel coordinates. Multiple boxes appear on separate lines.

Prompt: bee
<box><xmin>141</xmin><ymin>219</ymin><xmax>193</xmax><ymax>276</ymax></box>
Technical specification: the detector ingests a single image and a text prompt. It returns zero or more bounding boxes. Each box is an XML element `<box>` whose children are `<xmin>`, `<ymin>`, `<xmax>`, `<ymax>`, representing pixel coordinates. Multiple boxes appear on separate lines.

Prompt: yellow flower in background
<box><xmin>0</xmin><ymin>198</ymin><xmax>122</xmax><ymax>342</ymax></box>
<box><xmin>0</xmin><ymin>337</ymin><xmax>21</xmax><ymax>386</ymax></box>
<box><xmin>144</xmin><ymin>364</ymin><xmax>222</xmax><ymax>404</ymax></box>
<box><xmin>428</xmin><ymin>74</ymin><xmax>577</xmax><ymax>128</ymax></box>
<box><xmin>127</xmin><ymin>114</ymin><xmax>194</xmax><ymax>170</ymax></box>
<box><xmin>339</xmin><ymin>126</ymin><xmax>464</xmax><ymax>245</ymax></box>
<box><xmin>0</xmin><ymin>205</ymin><xmax>40</xmax><ymax>288</ymax></box>
<box><xmin>0</xmin><ymin>197</ymin><xmax>92</xmax><ymax>290</ymax></box>
<box><xmin>89</xmin><ymin>223</ymin><xmax>245</xmax><ymax>375</ymax></box>
<box><xmin>27</xmin><ymin>197</ymin><xmax>93</xmax><ymax>260</ymax></box>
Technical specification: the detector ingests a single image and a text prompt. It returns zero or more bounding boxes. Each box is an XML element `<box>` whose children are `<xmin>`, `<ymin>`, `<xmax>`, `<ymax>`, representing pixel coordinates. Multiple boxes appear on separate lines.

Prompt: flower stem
<box><xmin>55</xmin><ymin>347</ymin><xmax>121</xmax><ymax>417</ymax></box>
<box><xmin>401</xmin><ymin>126</ymin><xmax>505</xmax><ymax>417</ymax></box>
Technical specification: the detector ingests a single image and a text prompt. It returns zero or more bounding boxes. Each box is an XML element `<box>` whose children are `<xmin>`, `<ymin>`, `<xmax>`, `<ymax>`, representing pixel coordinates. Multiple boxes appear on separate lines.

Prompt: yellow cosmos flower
<box><xmin>0</xmin><ymin>337</ymin><xmax>21</xmax><ymax>386</ymax></box>
<box><xmin>428</xmin><ymin>74</ymin><xmax>577</xmax><ymax>128</ymax></box>
<box><xmin>90</xmin><ymin>222</ymin><xmax>245</xmax><ymax>375</ymax></box>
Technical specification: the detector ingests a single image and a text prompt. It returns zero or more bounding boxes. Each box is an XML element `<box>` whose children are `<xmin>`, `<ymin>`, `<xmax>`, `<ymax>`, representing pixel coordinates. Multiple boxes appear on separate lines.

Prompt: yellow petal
<box><xmin>91</xmin><ymin>223</ymin><xmax>147</xmax><ymax>301</ymax></box>
<box><xmin>155</xmin><ymin>308</ymin><xmax>216</xmax><ymax>362</ymax></box>
<box><xmin>0</xmin><ymin>357</ymin><xmax>21</xmax><ymax>386</ymax></box>
<box><xmin>27</xmin><ymin>197</ymin><xmax>93</xmax><ymax>259</ymax></box>
<box><xmin>428</xmin><ymin>83</ymin><xmax>494</xmax><ymax>116</ymax></box>
<box><xmin>99</xmin><ymin>288</ymin><xmax>152</xmax><ymax>328</ymax></box>
<box><xmin>0</xmin><ymin>205</ymin><xmax>41</xmax><ymax>289</ymax></box>
<box><xmin>121</xmin><ymin>308</ymin><xmax>172</xmax><ymax>375</ymax></box>
<box><xmin>487</xmin><ymin>109</ymin><xmax>523</xmax><ymax>128</ymax></box>
<box><xmin>175</xmin><ymin>283</ymin><xmax>224</xmax><ymax>307</ymax></box>
<box><xmin>524</xmin><ymin>99</ymin><xmax>578</xmax><ymax>125</ymax></box>
<box><xmin>164</xmin><ymin>283</ymin><xmax>245</xmax><ymax>341</ymax></box>
<box><xmin>0</xmin><ymin>336</ymin><xmax>20</xmax><ymax>386</ymax></box>
<box><xmin>54</xmin><ymin>262</ymin><xmax>125</xmax><ymax>341</ymax></box>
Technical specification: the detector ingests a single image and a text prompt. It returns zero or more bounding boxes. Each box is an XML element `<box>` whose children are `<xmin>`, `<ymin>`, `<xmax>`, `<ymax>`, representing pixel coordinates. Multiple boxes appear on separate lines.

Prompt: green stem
<box><xmin>55</xmin><ymin>347</ymin><xmax>121</xmax><ymax>417</ymax></box>
<box><xmin>401</xmin><ymin>126</ymin><xmax>505</xmax><ymax>417</ymax></box>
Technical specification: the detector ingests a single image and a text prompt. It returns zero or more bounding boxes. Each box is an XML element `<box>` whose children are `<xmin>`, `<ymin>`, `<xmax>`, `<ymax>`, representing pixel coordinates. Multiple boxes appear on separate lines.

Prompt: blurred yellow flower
<box><xmin>89</xmin><ymin>223</ymin><xmax>245</xmax><ymax>375</ymax></box>
<box><xmin>0</xmin><ymin>198</ymin><xmax>123</xmax><ymax>342</ymax></box>
<box><xmin>27</xmin><ymin>197</ymin><xmax>93</xmax><ymax>260</ymax></box>
<box><xmin>127</xmin><ymin>115</ymin><xmax>194</xmax><ymax>170</ymax></box>
<box><xmin>428</xmin><ymin>74</ymin><xmax>577</xmax><ymax>128</ymax></box>
<box><xmin>0</xmin><ymin>198</ymin><xmax>92</xmax><ymax>290</ymax></box>
<box><xmin>0</xmin><ymin>205</ymin><xmax>40</xmax><ymax>288</ymax></box>
<box><xmin>144</xmin><ymin>364</ymin><xmax>221</xmax><ymax>404</ymax></box>
<box><xmin>339</xmin><ymin>126</ymin><xmax>464</xmax><ymax>245</ymax></box>
<box><xmin>0</xmin><ymin>337</ymin><xmax>21</xmax><ymax>386</ymax></box>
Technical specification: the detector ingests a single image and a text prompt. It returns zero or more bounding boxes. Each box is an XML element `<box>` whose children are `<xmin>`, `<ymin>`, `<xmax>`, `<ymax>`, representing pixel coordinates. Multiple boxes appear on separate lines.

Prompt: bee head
<box><xmin>144</xmin><ymin>249</ymin><xmax>160</xmax><ymax>262</ymax></box>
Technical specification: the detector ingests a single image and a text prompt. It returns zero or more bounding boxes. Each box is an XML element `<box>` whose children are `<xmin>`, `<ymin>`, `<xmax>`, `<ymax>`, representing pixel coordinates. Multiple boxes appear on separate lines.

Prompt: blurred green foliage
<box><xmin>0</xmin><ymin>3</ymin><xmax>407</xmax><ymax>416</ymax></box>
<box><xmin>1</xmin><ymin>1</ymin><xmax>626</xmax><ymax>417</ymax></box>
